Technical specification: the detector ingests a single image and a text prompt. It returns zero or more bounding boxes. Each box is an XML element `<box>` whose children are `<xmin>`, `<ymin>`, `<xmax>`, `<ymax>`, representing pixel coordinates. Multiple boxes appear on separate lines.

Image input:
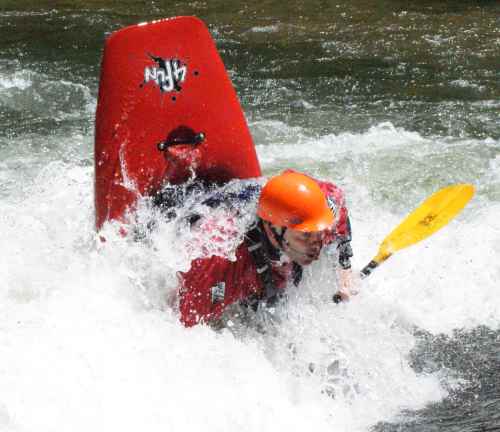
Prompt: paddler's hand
<box><xmin>332</xmin><ymin>290</ymin><xmax>350</xmax><ymax>303</ymax></box>
<box><xmin>332</xmin><ymin>268</ymin><xmax>360</xmax><ymax>304</ymax></box>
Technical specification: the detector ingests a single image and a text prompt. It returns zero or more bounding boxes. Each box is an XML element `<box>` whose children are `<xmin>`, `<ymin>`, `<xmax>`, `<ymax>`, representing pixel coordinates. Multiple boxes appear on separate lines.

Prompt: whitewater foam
<box><xmin>1</xmin><ymin>121</ymin><xmax>499</xmax><ymax>432</ymax></box>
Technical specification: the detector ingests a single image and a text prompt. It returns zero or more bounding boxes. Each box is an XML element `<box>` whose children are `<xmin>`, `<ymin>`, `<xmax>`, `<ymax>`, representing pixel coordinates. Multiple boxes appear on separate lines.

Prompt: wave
<box><xmin>1</xmin><ymin>155</ymin><xmax>497</xmax><ymax>431</ymax></box>
<box><xmin>0</xmin><ymin>65</ymin><xmax>96</xmax><ymax>121</ymax></box>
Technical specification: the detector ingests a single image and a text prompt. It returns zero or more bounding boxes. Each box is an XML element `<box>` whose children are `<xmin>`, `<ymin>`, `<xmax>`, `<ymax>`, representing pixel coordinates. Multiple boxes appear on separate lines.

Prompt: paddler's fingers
<box><xmin>333</xmin><ymin>269</ymin><xmax>360</xmax><ymax>304</ymax></box>
<box><xmin>332</xmin><ymin>290</ymin><xmax>350</xmax><ymax>303</ymax></box>
<box><xmin>337</xmin><ymin>267</ymin><xmax>359</xmax><ymax>291</ymax></box>
<box><xmin>350</xmin><ymin>270</ymin><xmax>362</xmax><ymax>292</ymax></box>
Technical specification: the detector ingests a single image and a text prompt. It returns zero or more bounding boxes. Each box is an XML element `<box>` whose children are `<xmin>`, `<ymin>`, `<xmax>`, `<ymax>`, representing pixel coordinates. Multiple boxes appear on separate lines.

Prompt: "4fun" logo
<box><xmin>143</xmin><ymin>54</ymin><xmax>187</xmax><ymax>93</ymax></box>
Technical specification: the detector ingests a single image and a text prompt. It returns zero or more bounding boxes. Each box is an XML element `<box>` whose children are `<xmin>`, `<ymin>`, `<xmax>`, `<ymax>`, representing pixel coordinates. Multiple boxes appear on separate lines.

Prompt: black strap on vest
<box><xmin>244</xmin><ymin>220</ymin><xmax>303</xmax><ymax>309</ymax></box>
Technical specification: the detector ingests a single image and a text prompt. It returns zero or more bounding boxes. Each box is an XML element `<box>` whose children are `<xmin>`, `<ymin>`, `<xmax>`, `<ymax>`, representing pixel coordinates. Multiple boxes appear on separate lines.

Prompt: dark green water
<box><xmin>1</xmin><ymin>0</ymin><xmax>498</xmax><ymax>140</ymax></box>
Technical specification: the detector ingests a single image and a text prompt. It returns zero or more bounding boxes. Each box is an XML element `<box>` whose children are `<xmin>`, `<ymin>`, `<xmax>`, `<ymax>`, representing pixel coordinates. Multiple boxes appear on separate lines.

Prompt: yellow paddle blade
<box><xmin>374</xmin><ymin>183</ymin><xmax>475</xmax><ymax>264</ymax></box>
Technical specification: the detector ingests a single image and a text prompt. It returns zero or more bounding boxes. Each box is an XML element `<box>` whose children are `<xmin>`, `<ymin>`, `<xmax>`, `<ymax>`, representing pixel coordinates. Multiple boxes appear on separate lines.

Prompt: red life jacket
<box><xmin>178</xmin><ymin>178</ymin><xmax>351</xmax><ymax>327</ymax></box>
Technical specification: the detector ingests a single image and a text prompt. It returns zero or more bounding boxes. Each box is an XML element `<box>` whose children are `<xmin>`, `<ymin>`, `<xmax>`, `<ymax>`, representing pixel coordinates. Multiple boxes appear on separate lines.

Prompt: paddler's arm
<box><xmin>317</xmin><ymin>180</ymin><xmax>357</xmax><ymax>302</ymax></box>
<box><xmin>334</xmin><ymin>237</ymin><xmax>356</xmax><ymax>301</ymax></box>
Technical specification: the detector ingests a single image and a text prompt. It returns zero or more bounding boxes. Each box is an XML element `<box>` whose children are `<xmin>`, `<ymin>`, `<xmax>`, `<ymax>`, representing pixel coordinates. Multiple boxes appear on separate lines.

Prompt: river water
<box><xmin>1</xmin><ymin>1</ymin><xmax>499</xmax><ymax>431</ymax></box>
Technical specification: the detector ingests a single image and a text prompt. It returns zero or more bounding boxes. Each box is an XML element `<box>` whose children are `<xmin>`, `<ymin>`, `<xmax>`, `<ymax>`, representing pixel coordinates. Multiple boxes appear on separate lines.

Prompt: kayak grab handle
<box><xmin>157</xmin><ymin>131</ymin><xmax>205</xmax><ymax>151</ymax></box>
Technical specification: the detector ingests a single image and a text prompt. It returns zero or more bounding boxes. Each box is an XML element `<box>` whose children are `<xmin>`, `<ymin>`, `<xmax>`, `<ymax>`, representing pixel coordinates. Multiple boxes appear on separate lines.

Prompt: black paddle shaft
<box><xmin>360</xmin><ymin>260</ymin><xmax>379</xmax><ymax>279</ymax></box>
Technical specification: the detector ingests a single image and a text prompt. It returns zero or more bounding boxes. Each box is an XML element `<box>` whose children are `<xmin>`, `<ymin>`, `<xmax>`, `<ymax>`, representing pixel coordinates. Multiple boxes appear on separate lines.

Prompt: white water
<box><xmin>0</xmin><ymin>65</ymin><xmax>95</xmax><ymax>119</ymax></box>
<box><xmin>1</xmin><ymin>69</ymin><xmax>500</xmax><ymax>432</ymax></box>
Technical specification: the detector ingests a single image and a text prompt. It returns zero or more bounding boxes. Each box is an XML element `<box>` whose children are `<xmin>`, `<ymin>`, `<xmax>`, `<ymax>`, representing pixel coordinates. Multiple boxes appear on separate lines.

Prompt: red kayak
<box><xmin>95</xmin><ymin>16</ymin><xmax>261</xmax><ymax>230</ymax></box>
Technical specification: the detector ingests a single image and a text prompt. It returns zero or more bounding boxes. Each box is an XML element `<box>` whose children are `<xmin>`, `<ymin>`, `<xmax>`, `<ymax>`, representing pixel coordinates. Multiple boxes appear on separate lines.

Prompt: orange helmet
<box><xmin>257</xmin><ymin>171</ymin><xmax>334</xmax><ymax>232</ymax></box>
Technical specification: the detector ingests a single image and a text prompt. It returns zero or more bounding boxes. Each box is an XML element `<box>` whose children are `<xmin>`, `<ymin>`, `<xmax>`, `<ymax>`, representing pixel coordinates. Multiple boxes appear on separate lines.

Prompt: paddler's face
<box><xmin>263</xmin><ymin>222</ymin><xmax>325</xmax><ymax>266</ymax></box>
<box><xmin>282</xmin><ymin>228</ymin><xmax>325</xmax><ymax>266</ymax></box>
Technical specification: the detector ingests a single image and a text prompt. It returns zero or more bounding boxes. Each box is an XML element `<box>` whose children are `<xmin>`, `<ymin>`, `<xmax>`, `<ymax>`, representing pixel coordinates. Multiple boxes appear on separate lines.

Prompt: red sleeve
<box><xmin>316</xmin><ymin>180</ymin><xmax>351</xmax><ymax>241</ymax></box>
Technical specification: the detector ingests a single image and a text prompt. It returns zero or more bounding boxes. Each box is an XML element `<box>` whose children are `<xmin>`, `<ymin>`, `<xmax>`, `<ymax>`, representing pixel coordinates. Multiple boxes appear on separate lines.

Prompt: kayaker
<box><xmin>163</xmin><ymin>169</ymin><xmax>355</xmax><ymax>327</ymax></box>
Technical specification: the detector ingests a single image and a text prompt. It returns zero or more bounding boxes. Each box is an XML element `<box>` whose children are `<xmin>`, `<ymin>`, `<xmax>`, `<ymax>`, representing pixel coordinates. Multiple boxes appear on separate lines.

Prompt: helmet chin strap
<box><xmin>263</xmin><ymin>220</ymin><xmax>312</xmax><ymax>262</ymax></box>
<box><xmin>269</xmin><ymin>223</ymin><xmax>319</xmax><ymax>260</ymax></box>
<box><xmin>260</xmin><ymin>220</ymin><xmax>287</xmax><ymax>255</ymax></box>
<box><xmin>269</xmin><ymin>225</ymin><xmax>287</xmax><ymax>249</ymax></box>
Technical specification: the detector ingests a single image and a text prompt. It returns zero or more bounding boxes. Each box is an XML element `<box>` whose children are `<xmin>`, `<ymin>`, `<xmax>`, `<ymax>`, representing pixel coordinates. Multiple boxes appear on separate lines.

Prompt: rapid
<box><xmin>1</xmin><ymin>2</ymin><xmax>499</xmax><ymax>431</ymax></box>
